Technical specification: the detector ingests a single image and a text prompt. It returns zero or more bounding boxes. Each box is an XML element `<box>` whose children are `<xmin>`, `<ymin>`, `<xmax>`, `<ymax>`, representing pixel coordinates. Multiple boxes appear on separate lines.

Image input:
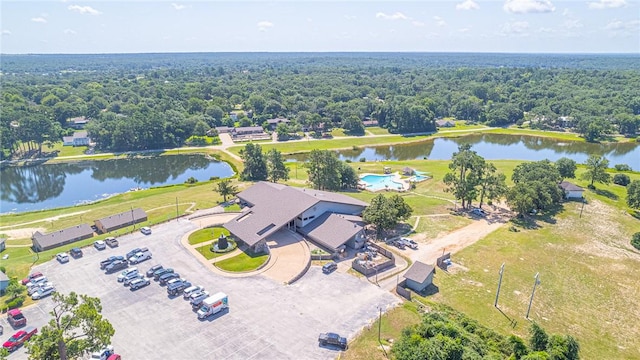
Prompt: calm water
<box><xmin>290</xmin><ymin>134</ymin><xmax>640</xmax><ymax>168</ymax></box>
<box><xmin>0</xmin><ymin>154</ymin><xmax>234</xmax><ymax>214</ymax></box>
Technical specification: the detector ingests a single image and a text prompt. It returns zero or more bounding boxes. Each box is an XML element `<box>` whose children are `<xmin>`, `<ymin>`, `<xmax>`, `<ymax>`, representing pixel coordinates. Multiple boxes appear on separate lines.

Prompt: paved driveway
<box><xmin>7</xmin><ymin>218</ymin><xmax>399</xmax><ymax>360</ymax></box>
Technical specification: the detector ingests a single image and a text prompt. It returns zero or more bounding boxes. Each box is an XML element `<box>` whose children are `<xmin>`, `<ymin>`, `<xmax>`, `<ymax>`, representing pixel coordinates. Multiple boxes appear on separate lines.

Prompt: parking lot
<box><xmin>5</xmin><ymin>218</ymin><xmax>400</xmax><ymax>359</ymax></box>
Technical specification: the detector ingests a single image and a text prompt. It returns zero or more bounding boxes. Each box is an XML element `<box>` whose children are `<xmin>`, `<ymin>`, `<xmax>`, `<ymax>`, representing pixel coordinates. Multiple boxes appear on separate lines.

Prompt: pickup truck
<box><xmin>318</xmin><ymin>332</ymin><xmax>348</xmax><ymax>350</ymax></box>
<box><xmin>7</xmin><ymin>309</ymin><xmax>26</xmax><ymax>328</ymax></box>
<box><xmin>128</xmin><ymin>250</ymin><xmax>152</xmax><ymax>265</ymax></box>
<box><xmin>3</xmin><ymin>326</ymin><xmax>37</xmax><ymax>352</ymax></box>
<box><xmin>100</xmin><ymin>256</ymin><xmax>125</xmax><ymax>270</ymax></box>
<box><xmin>105</xmin><ymin>260</ymin><xmax>128</xmax><ymax>274</ymax></box>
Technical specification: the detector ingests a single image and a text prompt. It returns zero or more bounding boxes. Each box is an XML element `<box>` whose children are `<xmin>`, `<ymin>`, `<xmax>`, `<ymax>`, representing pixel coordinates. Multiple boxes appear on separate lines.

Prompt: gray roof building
<box><xmin>224</xmin><ymin>182</ymin><xmax>367</xmax><ymax>248</ymax></box>
<box><xmin>32</xmin><ymin>223</ymin><xmax>94</xmax><ymax>252</ymax></box>
<box><xmin>403</xmin><ymin>261</ymin><xmax>435</xmax><ymax>293</ymax></box>
<box><xmin>559</xmin><ymin>181</ymin><xmax>584</xmax><ymax>192</ymax></box>
<box><xmin>299</xmin><ymin>213</ymin><xmax>363</xmax><ymax>251</ymax></box>
<box><xmin>94</xmin><ymin>208</ymin><xmax>147</xmax><ymax>233</ymax></box>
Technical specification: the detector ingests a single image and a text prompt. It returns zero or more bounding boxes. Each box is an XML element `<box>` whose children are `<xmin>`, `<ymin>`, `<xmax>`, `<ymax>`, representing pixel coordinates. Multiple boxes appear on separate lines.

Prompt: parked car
<box><xmin>105</xmin><ymin>237</ymin><xmax>119</xmax><ymax>248</ymax></box>
<box><xmin>167</xmin><ymin>280</ymin><xmax>192</xmax><ymax>296</ymax></box>
<box><xmin>140</xmin><ymin>226</ymin><xmax>152</xmax><ymax>235</ymax></box>
<box><xmin>471</xmin><ymin>208</ymin><xmax>487</xmax><ymax>217</ymax></box>
<box><xmin>146</xmin><ymin>264</ymin><xmax>163</xmax><ymax>277</ymax></box>
<box><xmin>159</xmin><ymin>272</ymin><xmax>180</xmax><ymax>285</ymax></box>
<box><xmin>129</xmin><ymin>277</ymin><xmax>151</xmax><ymax>290</ymax></box>
<box><xmin>123</xmin><ymin>273</ymin><xmax>144</xmax><ymax>286</ymax></box>
<box><xmin>322</xmin><ymin>261</ymin><xmax>338</xmax><ymax>274</ymax></box>
<box><xmin>400</xmin><ymin>237</ymin><xmax>418</xmax><ymax>250</ymax></box>
<box><xmin>25</xmin><ymin>276</ymin><xmax>48</xmax><ymax>288</ymax></box>
<box><xmin>21</xmin><ymin>272</ymin><xmax>43</xmax><ymax>285</ymax></box>
<box><xmin>183</xmin><ymin>285</ymin><xmax>204</xmax><ymax>299</ymax></box>
<box><xmin>28</xmin><ymin>282</ymin><xmax>54</xmax><ymax>296</ymax></box>
<box><xmin>94</xmin><ymin>240</ymin><xmax>106</xmax><ymax>250</ymax></box>
<box><xmin>56</xmin><ymin>252</ymin><xmax>70</xmax><ymax>263</ymax></box>
<box><xmin>153</xmin><ymin>268</ymin><xmax>174</xmax><ymax>281</ymax></box>
<box><xmin>105</xmin><ymin>260</ymin><xmax>128</xmax><ymax>274</ymax></box>
<box><xmin>100</xmin><ymin>256</ymin><xmax>125</xmax><ymax>270</ymax></box>
<box><xmin>128</xmin><ymin>250</ymin><xmax>152</xmax><ymax>265</ymax></box>
<box><xmin>91</xmin><ymin>345</ymin><xmax>114</xmax><ymax>360</ymax></box>
<box><xmin>32</xmin><ymin>285</ymin><xmax>55</xmax><ymax>300</ymax></box>
<box><xmin>117</xmin><ymin>268</ymin><xmax>139</xmax><ymax>282</ymax></box>
<box><xmin>70</xmin><ymin>247</ymin><xmax>83</xmax><ymax>258</ymax></box>
<box><xmin>126</xmin><ymin>247</ymin><xmax>149</xmax><ymax>260</ymax></box>
<box><xmin>165</xmin><ymin>278</ymin><xmax>186</xmax><ymax>287</ymax></box>
<box><xmin>189</xmin><ymin>291</ymin><xmax>210</xmax><ymax>308</ymax></box>
<box><xmin>3</xmin><ymin>326</ymin><xmax>37</xmax><ymax>352</ymax></box>
<box><xmin>392</xmin><ymin>239</ymin><xmax>405</xmax><ymax>249</ymax></box>
<box><xmin>7</xmin><ymin>309</ymin><xmax>26</xmax><ymax>328</ymax></box>
<box><xmin>106</xmin><ymin>354</ymin><xmax>122</xmax><ymax>360</ymax></box>
<box><xmin>318</xmin><ymin>332</ymin><xmax>348</xmax><ymax>350</ymax></box>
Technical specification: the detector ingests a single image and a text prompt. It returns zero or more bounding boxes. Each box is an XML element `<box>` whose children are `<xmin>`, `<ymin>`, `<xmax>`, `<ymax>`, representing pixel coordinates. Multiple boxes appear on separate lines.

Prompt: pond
<box><xmin>289</xmin><ymin>133</ymin><xmax>640</xmax><ymax>168</ymax></box>
<box><xmin>0</xmin><ymin>154</ymin><xmax>235</xmax><ymax>214</ymax></box>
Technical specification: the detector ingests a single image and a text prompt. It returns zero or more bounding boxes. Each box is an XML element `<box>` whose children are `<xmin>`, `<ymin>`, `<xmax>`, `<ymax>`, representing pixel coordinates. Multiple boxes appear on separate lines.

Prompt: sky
<box><xmin>1</xmin><ymin>0</ymin><xmax>639</xmax><ymax>54</ymax></box>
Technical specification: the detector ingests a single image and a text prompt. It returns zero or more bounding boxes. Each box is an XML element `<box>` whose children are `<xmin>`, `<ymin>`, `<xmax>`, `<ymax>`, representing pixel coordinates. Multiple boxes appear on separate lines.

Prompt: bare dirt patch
<box><xmin>2</xmin><ymin>227</ymin><xmax>45</xmax><ymax>240</ymax></box>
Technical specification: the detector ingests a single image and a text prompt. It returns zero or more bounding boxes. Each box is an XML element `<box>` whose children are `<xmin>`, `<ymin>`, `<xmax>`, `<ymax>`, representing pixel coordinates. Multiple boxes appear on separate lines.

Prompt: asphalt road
<box><xmin>3</xmin><ymin>219</ymin><xmax>399</xmax><ymax>359</ymax></box>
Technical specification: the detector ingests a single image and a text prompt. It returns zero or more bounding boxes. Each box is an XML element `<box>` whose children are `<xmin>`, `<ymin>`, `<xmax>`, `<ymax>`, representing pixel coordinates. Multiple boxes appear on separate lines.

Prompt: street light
<box><xmin>526</xmin><ymin>272</ymin><xmax>541</xmax><ymax>319</ymax></box>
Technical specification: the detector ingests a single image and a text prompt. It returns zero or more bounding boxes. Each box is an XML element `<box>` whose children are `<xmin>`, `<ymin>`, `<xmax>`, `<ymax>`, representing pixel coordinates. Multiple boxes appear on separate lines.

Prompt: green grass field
<box><xmin>214</xmin><ymin>249</ymin><xmax>269</xmax><ymax>272</ymax></box>
<box><xmin>194</xmin><ymin>244</ymin><xmax>233</xmax><ymax>260</ymax></box>
<box><xmin>188</xmin><ymin>227</ymin><xmax>230</xmax><ymax>245</ymax></box>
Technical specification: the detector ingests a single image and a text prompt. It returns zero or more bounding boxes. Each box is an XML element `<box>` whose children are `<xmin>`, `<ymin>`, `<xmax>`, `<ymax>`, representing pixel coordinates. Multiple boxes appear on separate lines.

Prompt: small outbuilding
<box><xmin>559</xmin><ymin>181</ymin><xmax>584</xmax><ymax>199</ymax></box>
<box><xmin>403</xmin><ymin>167</ymin><xmax>414</xmax><ymax>176</ymax></box>
<box><xmin>0</xmin><ymin>271</ymin><xmax>9</xmax><ymax>294</ymax></box>
<box><xmin>403</xmin><ymin>261</ymin><xmax>435</xmax><ymax>293</ymax></box>
<box><xmin>436</xmin><ymin>119</ymin><xmax>455</xmax><ymax>128</ymax></box>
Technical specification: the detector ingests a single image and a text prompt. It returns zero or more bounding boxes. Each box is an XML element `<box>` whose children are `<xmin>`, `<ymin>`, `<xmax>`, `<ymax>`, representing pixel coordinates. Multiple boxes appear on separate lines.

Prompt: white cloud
<box><xmin>412</xmin><ymin>21</ymin><xmax>425</xmax><ymax>27</ymax></box>
<box><xmin>31</xmin><ymin>17</ymin><xmax>47</xmax><ymax>23</ymax></box>
<box><xmin>2</xmin><ymin>30</ymin><xmax>11</xmax><ymax>36</ymax></box>
<box><xmin>67</xmin><ymin>5</ymin><xmax>101</xmax><ymax>15</ymax></box>
<box><xmin>456</xmin><ymin>0</ymin><xmax>480</xmax><ymax>11</ymax></box>
<box><xmin>588</xmin><ymin>0</ymin><xmax>626</xmax><ymax>9</ymax></box>
<box><xmin>434</xmin><ymin>16</ymin><xmax>447</xmax><ymax>27</ymax></box>
<box><xmin>257</xmin><ymin>21</ymin><xmax>274</xmax><ymax>32</ymax></box>
<box><xmin>563</xmin><ymin>19</ymin><xmax>583</xmax><ymax>30</ymax></box>
<box><xmin>344</xmin><ymin>15</ymin><xmax>357</xmax><ymax>20</ymax></box>
<box><xmin>63</xmin><ymin>28</ymin><xmax>77</xmax><ymax>35</ymax></box>
<box><xmin>504</xmin><ymin>0</ymin><xmax>555</xmax><ymax>13</ymax></box>
<box><xmin>375</xmin><ymin>12</ymin><xmax>408</xmax><ymax>20</ymax></box>
<box><xmin>171</xmin><ymin>3</ymin><xmax>186</xmax><ymax>10</ymax></box>
<box><xmin>502</xmin><ymin>21</ymin><xmax>530</xmax><ymax>34</ymax></box>
<box><xmin>459</xmin><ymin>28</ymin><xmax>471</xmax><ymax>32</ymax></box>
<box><xmin>604</xmin><ymin>18</ymin><xmax>640</xmax><ymax>35</ymax></box>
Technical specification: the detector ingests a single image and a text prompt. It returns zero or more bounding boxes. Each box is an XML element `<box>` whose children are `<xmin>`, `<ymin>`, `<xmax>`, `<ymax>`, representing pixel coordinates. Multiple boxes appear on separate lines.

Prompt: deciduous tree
<box><xmin>443</xmin><ymin>144</ymin><xmax>483</xmax><ymax>209</ymax></box>
<box><xmin>240</xmin><ymin>143</ymin><xmax>268</xmax><ymax>181</ymax></box>
<box><xmin>215</xmin><ymin>179</ymin><xmax>238</xmax><ymax>203</ymax></box>
<box><xmin>25</xmin><ymin>292</ymin><xmax>114</xmax><ymax>360</ymax></box>
<box><xmin>265</xmin><ymin>148</ymin><xmax>289</xmax><ymax>183</ymax></box>
<box><xmin>581</xmin><ymin>155</ymin><xmax>610</xmax><ymax>188</ymax></box>
<box><xmin>626</xmin><ymin>180</ymin><xmax>640</xmax><ymax>209</ymax></box>
<box><xmin>555</xmin><ymin>157</ymin><xmax>577</xmax><ymax>181</ymax></box>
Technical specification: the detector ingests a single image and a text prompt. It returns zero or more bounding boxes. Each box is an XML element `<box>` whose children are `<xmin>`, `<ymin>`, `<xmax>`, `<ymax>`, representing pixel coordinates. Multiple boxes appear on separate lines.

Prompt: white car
<box><xmin>140</xmin><ymin>226</ymin><xmax>152</xmax><ymax>235</ymax></box>
<box><xmin>183</xmin><ymin>285</ymin><xmax>204</xmax><ymax>299</ymax></box>
<box><xmin>117</xmin><ymin>267</ymin><xmax>138</xmax><ymax>282</ymax></box>
<box><xmin>94</xmin><ymin>240</ymin><xmax>106</xmax><ymax>250</ymax></box>
<box><xmin>32</xmin><ymin>285</ymin><xmax>55</xmax><ymax>300</ymax></box>
<box><xmin>56</xmin><ymin>252</ymin><xmax>70</xmax><ymax>263</ymax></box>
<box><xmin>129</xmin><ymin>277</ymin><xmax>151</xmax><ymax>290</ymax></box>
<box><xmin>90</xmin><ymin>345</ymin><xmax>114</xmax><ymax>360</ymax></box>
<box><xmin>27</xmin><ymin>282</ymin><xmax>54</xmax><ymax>296</ymax></box>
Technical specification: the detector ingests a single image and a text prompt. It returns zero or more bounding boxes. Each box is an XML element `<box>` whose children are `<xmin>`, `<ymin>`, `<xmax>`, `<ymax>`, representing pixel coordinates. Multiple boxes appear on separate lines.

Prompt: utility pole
<box><xmin>378</xmin><ymin>307</ymin><xmax>382</xmax><ymax>344</ymax></box>
<box><xmin>526</xmin><ymin>272</ymin><xmax>541</xmax><ymax>319</ymax></box>
<box><xmin>494</xmin><ymin>263</ymin><xmax>505</xmax><ymax>308</ymax></box>
<box><xmin>579</xmin><ymin>197</ymin><xmax>585</xmax><ymax>218</ymax></box>
<box><xmin>131</xmin><ymin>206</ymin><xmax>135</xmax><ymax>230</ymax></box>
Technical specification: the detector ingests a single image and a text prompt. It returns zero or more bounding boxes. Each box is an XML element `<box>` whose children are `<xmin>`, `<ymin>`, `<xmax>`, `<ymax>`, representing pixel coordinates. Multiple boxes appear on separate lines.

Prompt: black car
<box><xmin>322</xmin><ymin>262</ymin><xmax>338</xmax><ymax>274</ymax></box>
<box><xmin>100</xmin><ymin>256</ymin><xmax>125</xmax><ymax>270</ymax></box>
<box><xmin>146</xmin><ymin>264</ymin><xmax>163</xmax><ymax>277</ymax></box>
<box><xmin>167</xmin><ymin>281</ymin><xmax>192</xmax><ymax>296</ymax></box>
<box><xmin>105</xmin><ymin>260</ymin><xmax>128</xmax><ymax>274</ymax></box>
<box><xmin>70</xmin><ymin>248</ymin><xmax>83</xmax><ymax>258</ymax></box>
<box><xmin>318</xmin><ymin>332</ymin><xmax>348</xmax><ymax>350</ymax></box>
<box><xmin>159</xmin><ymin>272</ymin><xmax>180</xmax><ymax>285</ymax></box>
<box><xmin>153</xmin><ymin>268</ymin><xmax>174</xmax><ymax>281</ymax></box>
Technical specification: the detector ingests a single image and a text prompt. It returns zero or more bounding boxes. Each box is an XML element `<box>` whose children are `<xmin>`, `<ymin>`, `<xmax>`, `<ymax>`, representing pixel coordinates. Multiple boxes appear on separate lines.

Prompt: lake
<box><xmin>0</xmin><ymin>154</ymin><xmax>234</xmax><ymax>214</ymax></box>
<box><xmin>289</xmin><ymin>134</ymin><xmax>640</xmax><ymax>168</ymax></box>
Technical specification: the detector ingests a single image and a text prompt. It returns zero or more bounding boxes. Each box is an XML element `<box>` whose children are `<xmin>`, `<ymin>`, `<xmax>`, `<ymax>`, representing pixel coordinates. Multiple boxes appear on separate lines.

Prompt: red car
<box><xmin>7</xmin><ymin>309</ymin><xmax>26</xmax><ymax>328</ymax></box>
<box><xmin>21</xmin><ymin>272</ymin><xmax>43</xmax><ymax>285</ymax></box>
<box><xmin>3</xmin><ymin>326</ymin><xmax>37</xmax><ymax>352</ymax></box>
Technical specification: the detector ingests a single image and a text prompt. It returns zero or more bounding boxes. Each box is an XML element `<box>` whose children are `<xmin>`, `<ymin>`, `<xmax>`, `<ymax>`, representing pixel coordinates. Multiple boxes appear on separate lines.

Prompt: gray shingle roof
<box><xmin>96</xmin><ymin>208</ymin><xmax>147</xmax><ymax>230</ymax></box>
<box><xmin>300</xmin><ymin>213</ymin><xmax>363</xmax><ymax>250</ymax></box>
<box><xmin>0</xmin><ymin>271</ymin><xmax>9</xmax><ymax>282</ymax></box>
<box><xmin>403</xmin><ymin>261</ymin><xmax>435</xmax><ymax>283</ymax></box>
<box><xmin>32</xmin><ymin>223</ymin><xmax>94</xmax><ymax>249</ymax></box>
<box><xmin>559</xmin><ymin>181</ymin><xmax>584</xmax><ymax>192</ymax></box>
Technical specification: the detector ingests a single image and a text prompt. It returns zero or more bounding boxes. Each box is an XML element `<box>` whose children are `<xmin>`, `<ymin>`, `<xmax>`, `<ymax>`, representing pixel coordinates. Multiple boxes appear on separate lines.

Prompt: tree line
<box><xmin>2</xmin><ymin>53</ymin><xmax>639</xmax><ymax>158</ymax></box>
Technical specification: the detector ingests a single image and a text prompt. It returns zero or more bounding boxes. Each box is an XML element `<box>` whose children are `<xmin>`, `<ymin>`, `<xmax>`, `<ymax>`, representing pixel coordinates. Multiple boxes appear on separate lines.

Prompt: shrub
<box><xmin>345</xmin><ymin>159</ymin><xmax>352</xmax><ymax>163</ymax></box>
<box><xmin>359</xmin><ymin>157</ymin><xmax>366</xmax><ymax>162</ymax></box>
<box><xmin>0</xmin><ymin>266</ymin><xmax>5</xmax><ymax>273</ymax></box>
<box><xmin>614</xmin><ymin>164</ymin><xmax>632</xmax><ymax>171</ymax></box>
<box><xmin>613</xmin><ymin>174</ymin><xmax>630</xmax><ymax>186</ymax></box>
<box><xmin>632</xmin><ymin>232</ymin><xmax>640</xmax><ymax>250</ymax></box>
<box><xmin>6</xmin><ymin>297</ymin><xmax>24</xmax><ymax>309</ymax></box>
<box><xmin>185</xmin><ymin>177</ymin><xmax>198</xmax><ymax>184</ymax></box>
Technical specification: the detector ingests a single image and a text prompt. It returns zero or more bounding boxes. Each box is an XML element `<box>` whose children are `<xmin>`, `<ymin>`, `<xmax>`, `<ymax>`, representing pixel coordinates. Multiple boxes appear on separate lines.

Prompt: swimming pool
<box><xmin>359</xmin><ymin>174</ymin><xmax>406</xmax><ymax>191</ymax></box>
<box><xmin>413</xmin><ymin>171</ymin><xmax>431</xmax><ymax>182</ymax></box>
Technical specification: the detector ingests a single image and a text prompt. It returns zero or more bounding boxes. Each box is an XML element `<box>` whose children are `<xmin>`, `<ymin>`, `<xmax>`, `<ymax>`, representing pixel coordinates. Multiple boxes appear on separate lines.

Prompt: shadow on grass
<box><xmin>415</xmin><ymin>283</ymin><xmax>440</xmax><ymax>297</ymax></box>
<box><xmin>510</xmin><ymin>205</ymin><xmax>564</xmax><ymax>230</ymax></box>
<box><xmin>589</xmin><ymin>187</ymin><xmax>618</xmax><ymax>200</ymax></box>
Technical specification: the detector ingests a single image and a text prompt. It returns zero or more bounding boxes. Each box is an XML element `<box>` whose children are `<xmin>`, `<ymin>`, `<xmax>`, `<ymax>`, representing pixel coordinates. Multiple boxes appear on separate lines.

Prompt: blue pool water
<box><xmin>359</xmin><ymin>174</ymin><xmax>404</xmax><ymax>191</ymax></box>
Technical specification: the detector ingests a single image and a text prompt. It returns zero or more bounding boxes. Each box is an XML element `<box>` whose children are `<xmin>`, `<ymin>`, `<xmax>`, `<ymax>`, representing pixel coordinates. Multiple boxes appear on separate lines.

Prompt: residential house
<box><xmin>362</xmin><ymin>118</ymin><xmax>379</xmax><ymax>127</ymax></box>
<box><xmin>68</xmin><ymin>116</ymin><xmax>89</xmax><ymax>129</ymax></box>
<box><xmin>231</xmin><ymin>126</ymin><xmax>270</xmax><ymax>141</ymax></box>
<box><xmin>0</xmin><ymin>271</ymin><xmax>9</xmax><ymax>294</ymax></box>
<box><xmin>31</xmin><ymin>224</ymin><xmax>94</xmax><ymax>252</ymax></box>
<box><xmin>63</xmin><ymin>131</ymin><xmax>91</xmax><ymax>146</ymax></box>
<box><xmin>403</xmin><ymin>261</ymin><xmax>435</xmax><ymax>293</ymax></box>
<box><xmin>559</xmin><ymin>181</ymin><xmax>584</xmax><ymax>199</ymax></box>
<box><xmin>557</xmin><ymin>116</ymin><xmax>574</xmax><ymax>128</ymax></box>
<box><xmin>435</xmin><ymin>119</ymin><xmax>455</xmax><ymax>128</ymax></box>
<box><xmin>94</xmin><ymin>208</ymin><xmax>148</xmax><ymax>234</ymax></box>
<box><xmin>266</xmin><ymin>118</ymin><xmax>290</xmax><ymax>130</ymax></box>
<box><xmin>224</xmin><ymin>182</ymin><xmax>367</xmax><ymax>253</ymax></box>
